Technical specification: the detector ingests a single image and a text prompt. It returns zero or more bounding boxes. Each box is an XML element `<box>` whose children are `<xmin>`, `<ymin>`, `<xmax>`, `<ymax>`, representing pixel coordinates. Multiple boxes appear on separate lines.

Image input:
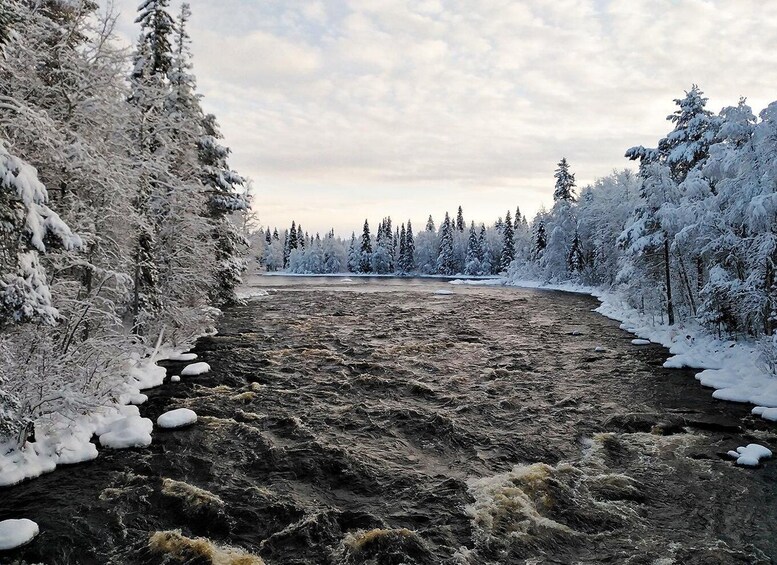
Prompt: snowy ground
<box><xmin>454</xmin><ymin>277</ymin><xmax>777</xmax><ymax>424</ymax></box>
<box><xmin>0</xmin><ymin>345</ymin><xmax>200</xmax><ymax>488</ymax></box>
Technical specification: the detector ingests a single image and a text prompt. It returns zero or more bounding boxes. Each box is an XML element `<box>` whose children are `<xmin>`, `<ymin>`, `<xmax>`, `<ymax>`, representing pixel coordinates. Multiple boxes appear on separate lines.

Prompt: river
<box><xmin>2</xmin><ymin>276</ymin><xmax>777</xmax><ymax>564</ymax></box>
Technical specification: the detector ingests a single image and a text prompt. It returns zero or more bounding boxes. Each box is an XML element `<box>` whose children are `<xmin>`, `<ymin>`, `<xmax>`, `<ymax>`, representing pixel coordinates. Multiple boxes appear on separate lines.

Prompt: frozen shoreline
<box><xmin>453</xmin><ymin>276</ymin><xmax>777</xmax><ymax>423</ymax></box>
<box><xmin>0</xmin><ymin>341</ymin><xmax>206</xmax><ymax>488</ymax></box>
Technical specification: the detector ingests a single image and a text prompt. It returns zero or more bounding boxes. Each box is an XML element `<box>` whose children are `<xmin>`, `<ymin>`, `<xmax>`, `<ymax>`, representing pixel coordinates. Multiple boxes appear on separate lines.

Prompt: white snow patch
<box><xmin>167</xmin><ymin>352</ymin><xmax>198</xmax><ymax>362</ymax></box>
<box><xmin>130</xmin><ymin>360</ymin><xmax>166</xmax><ymax>390</ymax></box>
<box><xmin>433</xmin><ymin>289</ymin><xmax>454</xmax><ymax>295</ymax></box>
<box><xmin>0</xmin><ymin>518</ymin><xmax>39</xmax><ymax>550</ymax></box>
<box><xmin>181</xmin><ymin>362</ymin><xmax>210</xmax><ymax>376</ymax></box>
<box><xmin>97</xmin><ymin>410</ymin><xmax>153</xmax><ymax>449</ymax></box>
<box><xmin>727</xmin><ymin>444</ymin><xmax>772</xmax><ymax>467</ymax></box>
<box><xmin>157</xmin><ymin>408</ymin><xmax>197</xmax><ymax>429</ymax></box>
<box><xmin>127</xmin><ymin>393</ymin><xmax>148</xmax><ymax>405</ymax></box>
<box><xmin>631</xmin><ymin>339</ymin><xmax>651</xmax><ymax>346</ymax></box>
<box><xmin>171</xmin><ymin>375</ymin><xmax>181</xmax><ymax>383</ymax></box>
<box><xmin>594</xmin><ymin>346</ymin><xmax>606</xmax><ymax>352</ymax></box>
<box><xmin>340</xmin><ymin>277</ymin><xmax>354</xmax><ymax>283</ymax></box>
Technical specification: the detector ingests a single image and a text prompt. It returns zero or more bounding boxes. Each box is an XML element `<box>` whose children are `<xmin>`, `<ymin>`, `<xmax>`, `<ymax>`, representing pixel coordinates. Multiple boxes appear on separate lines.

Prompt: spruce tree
<box><xmin>398</xmin><ymin>223</ymin><xmax>407</xmax><ymax>273</ymax></box>
<box><xmin>405</xmin><ymin>220</ymin><xmax>416</xmax><ymax>272</ymax></box>
<box><xmin>533</xmin><ymin>220</ymin><xmax>547</xmax><ymax>259</ymax></box>
<box><xmin>500</xmin><ymin>210</ymin><xmax>515</xmax><ymax>271</ymax></box>
<box><xmin>568</xmin><ymin>230</ymin><xmax>584</xmax><ymax>272</ymax></box>
<box><xmin>456</xmin><ymin>205</ymin><xmax>465</xmax><ymax>232</ymax></box>
<box><xmin>288</xmin><ymin>221</ymin><xmax>298</xmax><ymax>250</ymax></box>
<box><xmin>360</xmin><ymin>219</ymin><xmax>372</xmax><ymax>273</ymax></box>
<box><xmin>437</xmin><ymin>212</ymin><xmax>455</xmax><ymax>275</ymax></box>
<box><xmin>465</xmin><ymin>221</ymin><xmax>482</xmax><ymax>275</ymax></box>
<box><xmin>134</xmin><ymin>0</ymin><xmax>175</xmax><ymax>78</ymax></box>
<box><xmin>425</xmin><ymin>215</ymin><xmax>435</xmax><ymax>231</ymax></box>
<box><xmin>553</xmin><ymin>158</ymin><xmax>576</xmax><ymax>202</ymax></box>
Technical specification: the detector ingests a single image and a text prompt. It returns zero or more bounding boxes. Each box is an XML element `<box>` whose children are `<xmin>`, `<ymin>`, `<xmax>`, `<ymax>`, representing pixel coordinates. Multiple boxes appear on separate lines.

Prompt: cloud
<box><xmin>108</xmin><ymin>0</ymin><xmax>777</xmax><ymax>235</ymax></box>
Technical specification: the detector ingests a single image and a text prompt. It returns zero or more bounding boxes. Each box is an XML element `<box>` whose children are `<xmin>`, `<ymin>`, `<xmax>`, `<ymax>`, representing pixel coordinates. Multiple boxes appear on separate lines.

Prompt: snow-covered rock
<box><xmin>594</xmin><ymin>346</ymin><xmax>606</xmax><ymax>352</ymax></box>
<box><xmin>157</xmin><ymin>408</ymin><xmax>197</xmax><ymax>429</ymax></box>
<box><xmin>727</xmin><ymin>444</ymin><xmax>772</xmax><ymax>467</ymax></box>
<box><xmin>171</xmin><ymin>375</ymin><xmax>181</xmax><ymax>383</ymax></box>
<box><xmin>631</xmin><ymin>339</ymin><xmax>651</xmax><ymax>346</ymax></box>
<box><xmin>0</xmin><ymin>518</ymin><xmax>39</xmax><ymax>550</ymax></box>
<box><xmin>181</xmin><ymin>362</ymin><xmax>210</xmax><ymax>376</ymax></box>
<box><xmin>98</xmin><ymin>415</ymin><xmax>153</xmax><ymax>449</ymax></box>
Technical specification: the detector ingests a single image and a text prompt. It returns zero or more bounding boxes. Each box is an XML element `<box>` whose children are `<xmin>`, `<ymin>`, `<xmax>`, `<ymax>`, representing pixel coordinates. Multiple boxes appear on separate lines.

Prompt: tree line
<box><xmin>257</xmin><ymin>86</ymin><xmax>777</xmax><ymax>347</ymax></box>
<box><xmin>0</xmin><ymin>0</ymin><xmax>248</xmax><ymax>445</ymax></box>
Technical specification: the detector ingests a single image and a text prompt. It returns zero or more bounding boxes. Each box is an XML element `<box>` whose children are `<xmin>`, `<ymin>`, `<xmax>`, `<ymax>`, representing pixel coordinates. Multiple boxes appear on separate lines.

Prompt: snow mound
<box><xmin>98</xmin><ymin>415</ymin><xmax>153</xmax><ymax>449</ymax></box>
<box><xmin>752</xmin><ymin>406</ymin><xmax>777</xmax><ymax>421</ymax></box>
<box><xmin>168</xmin><ymin>352</ymin><xmax>197</xmax><ymax>362</ymax></box>
<box><xmin>171</xmin><ymin>375</ymin><xmax>181</xmax><ymax>383</ymax></box>
<box><xmin>130</xmin><ymin>361</ymin><xmax>167</xmax><ymax>390</ymax></box>
<box><xmin>727</xmin><ymin>444</ymin><xmax>772</xmax><ymax>467</ymax></box>
<box><xmin>0</xmin><ymin>518</ymin><xmax>39</xmax><ymax>550</ymax></box>
<box><xmin>127</xmin><ymin>393</ymin><xmax>148</xmax><ymax>405</ymax></box>
<box><xmin>157</xmin><ymin>408</ymin><xmax>197</xmax><ymax>429</ymax></box>
<box><xmin>181</xmin><ymin>362</ymin><xmax>210</xmax><ymax>376</ymax></box>
<box><xmin>631</xmin><ymin>339</ymin><xmax>651</xmax><ymax>346</ymax></box>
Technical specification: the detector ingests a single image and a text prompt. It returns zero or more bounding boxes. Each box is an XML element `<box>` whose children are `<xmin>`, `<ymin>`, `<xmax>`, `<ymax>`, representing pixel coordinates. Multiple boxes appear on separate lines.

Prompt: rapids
<box><xmin>2</xmin><ymin>276</ymin><xmax>777</xmax><ymax>564</ymax></box>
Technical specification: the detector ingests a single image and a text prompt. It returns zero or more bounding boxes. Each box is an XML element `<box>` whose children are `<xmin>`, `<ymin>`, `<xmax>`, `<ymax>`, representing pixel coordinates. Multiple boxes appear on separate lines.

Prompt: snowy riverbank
<box><xmin>0</xmin><ymin>344</ymin><xmax>204</xmax><ymax>488</ymax></box>
<box><xmin>453</xmin><ymin>277</ymin><xmax>777</xmax><ymax>423</ymax></box>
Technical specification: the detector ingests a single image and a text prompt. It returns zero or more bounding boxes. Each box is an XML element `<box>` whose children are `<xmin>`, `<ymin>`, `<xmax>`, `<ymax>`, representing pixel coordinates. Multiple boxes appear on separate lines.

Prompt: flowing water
<box><xmin>3</xmin><ymin>276</ymin><xmax>777</xmax><ymax>564</ymax></box>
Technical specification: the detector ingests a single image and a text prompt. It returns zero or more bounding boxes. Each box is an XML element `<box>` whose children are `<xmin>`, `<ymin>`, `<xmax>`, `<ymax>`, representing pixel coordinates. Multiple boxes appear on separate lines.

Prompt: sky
<box><xmin>112</xmin><ymin>0</ymin><xmax>777</xmax><ymax>236</ymax></box>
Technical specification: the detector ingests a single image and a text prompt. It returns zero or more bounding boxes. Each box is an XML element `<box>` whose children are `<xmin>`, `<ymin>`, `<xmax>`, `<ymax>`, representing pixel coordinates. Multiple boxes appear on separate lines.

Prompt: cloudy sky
<box><xmin>115</xmin><ymin>0</ymin><xmax>776</xmax><ymax>236</ymax></box>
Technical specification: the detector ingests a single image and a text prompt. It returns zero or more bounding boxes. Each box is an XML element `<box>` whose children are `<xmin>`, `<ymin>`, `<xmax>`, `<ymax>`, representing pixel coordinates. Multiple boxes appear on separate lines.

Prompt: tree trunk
<box><xmin>664</xmin><ymin>236</ymin><xmax>674</xmax><ymax>325</ymax></box>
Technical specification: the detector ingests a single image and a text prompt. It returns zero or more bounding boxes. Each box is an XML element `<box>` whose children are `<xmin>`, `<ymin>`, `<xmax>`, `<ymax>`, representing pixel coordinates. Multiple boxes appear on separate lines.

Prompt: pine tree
<box><xmin>553</xmin><ymin>158</ymin><xmax>576</xmax><ymax>202</ymax></box>
<box><xmin>514</xmin><ymin>206</ymin><xmax>522</xmax><ymax>230</ymax></box>
<box><xmin>360</xmin><ymin>219</ymin><xmax>372</xmax><ymax>273</ymax></box>
<box><xmin>500</xmin><ymin>210</ymin><xmax>515</xmax><ymax>271</ymax></box>
<box><xmin>265</xmin><ymin>229</ymin><xmax>272</xmax><ymax>245</ymax></box>
<box><xmin>425</xmin><ymin>215</ymin><xmax>435</xmax><ymax>231</ymax></box>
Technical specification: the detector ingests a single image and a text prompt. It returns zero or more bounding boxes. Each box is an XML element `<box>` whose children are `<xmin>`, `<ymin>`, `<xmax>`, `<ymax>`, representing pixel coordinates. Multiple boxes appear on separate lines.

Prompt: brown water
<box><xmin>2</xmin><ymin>276</ymin><xmax>777</xmax><ymax>564</ymax></box>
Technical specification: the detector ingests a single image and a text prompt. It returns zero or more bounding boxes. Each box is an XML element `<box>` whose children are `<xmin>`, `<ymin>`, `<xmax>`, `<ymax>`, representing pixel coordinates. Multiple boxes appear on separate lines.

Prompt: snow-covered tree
<box><xmin>553</xmin><ymin>158</ymin><xmax>576</xmax><ymax>202</ymax></box>
<box><xmin>359</xmin><ymin>219</ymin><xmax>372</xmax><ymax>273</ymax></box>
<box><xmin>500</xmin><ymin>210</ymin><xmax>515</xmax><ymax>271</ymax></box>
<box><xmin>436</xmin><ymin>212</ymin><xmax>455</xmax><ymax>275</ymax></box>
